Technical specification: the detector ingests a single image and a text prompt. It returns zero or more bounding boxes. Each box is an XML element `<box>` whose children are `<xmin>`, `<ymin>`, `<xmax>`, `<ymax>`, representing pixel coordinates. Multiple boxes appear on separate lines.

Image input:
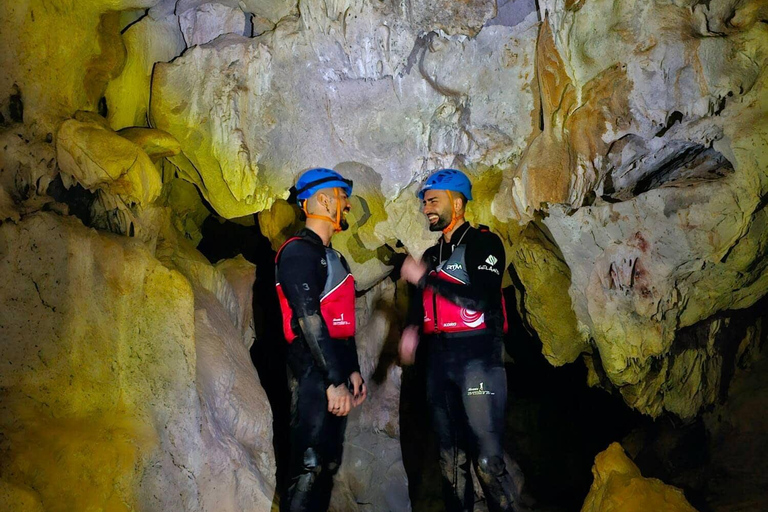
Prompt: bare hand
<box><xmin>327</xmin><ymin>384</ymin><xmax>353</xmax><ymax>416</ymax></box>
<box><xmin>401</xmin><ymin>256</ymin><xmax>427</xmax><ymax>285</ymax></box>
<box><xmin>399</xmin><ymin>325</ymin><xmax>420</xmax><ymax>365</ymax></box>
<box><xmin>349</xmin><ymin>372</ymin><xmax>367</xmax><ymax>408</ymax></box>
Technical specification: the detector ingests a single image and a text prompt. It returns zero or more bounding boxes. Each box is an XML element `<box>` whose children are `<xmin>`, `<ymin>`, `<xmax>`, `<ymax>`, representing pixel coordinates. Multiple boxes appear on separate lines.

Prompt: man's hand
<box><xmin>401</xmin><ymin>256</ymin><xmax>428</xmax><ymax>285</ymax></box>
<box><xmin>327</xmin><ymin>384</ymin><xmax>353</xmax><ymax>416</ymax></box>
<box><xmin>349</xmin><ymin>372</ymin><xmax>367</xmax><ymax>408</ymax></box>
<box><xmin>399</xmin><ymin>325</ymin><xmax>420</xmax><ymax>365</ymax></box>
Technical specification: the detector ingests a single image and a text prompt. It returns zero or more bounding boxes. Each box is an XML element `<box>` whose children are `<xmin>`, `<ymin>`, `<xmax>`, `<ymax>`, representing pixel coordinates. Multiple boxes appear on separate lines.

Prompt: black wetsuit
<box><xmin>277</xmin><ymin>228</ymin><xmax>360</xmax><ymax>512</ymax></box>
<box><xmin>407</xmin><ymin>222</ymin><xmax>518</xmax><ymax>512</ymax></box>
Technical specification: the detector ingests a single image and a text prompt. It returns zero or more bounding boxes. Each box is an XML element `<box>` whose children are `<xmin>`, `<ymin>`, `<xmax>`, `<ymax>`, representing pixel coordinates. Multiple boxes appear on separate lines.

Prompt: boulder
<box><xmin>581</xmin><ymin>443</ymin><xmax>698</xmax><ymax>512</ymax></box>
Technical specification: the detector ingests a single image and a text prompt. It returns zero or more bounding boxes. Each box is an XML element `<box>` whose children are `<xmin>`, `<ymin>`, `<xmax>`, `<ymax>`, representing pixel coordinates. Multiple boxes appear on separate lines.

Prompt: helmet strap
<box><xmin>302</xmin><ymin>187</ymin><xmax>344</xmax><ymax>233</ymax></box>
<box><xmin>442</xmin><ymin>190</ymin><xmax>464</xmax><ymax>234</ymax></box>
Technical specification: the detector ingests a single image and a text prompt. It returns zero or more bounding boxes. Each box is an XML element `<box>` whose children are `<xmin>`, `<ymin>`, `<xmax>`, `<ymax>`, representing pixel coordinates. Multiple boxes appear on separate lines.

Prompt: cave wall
<box><xmin>1</xmin><ymin>0</ymin><xmax>767</xmax><ymax>510</ymax></box>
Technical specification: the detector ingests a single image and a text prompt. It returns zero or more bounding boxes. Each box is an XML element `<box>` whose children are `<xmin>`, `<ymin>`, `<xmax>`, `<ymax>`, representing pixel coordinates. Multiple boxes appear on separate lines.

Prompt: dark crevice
<box><xmin>655</xmin><ymin>111</ymin><xmax>683</xmax><ymax>138</ymax></box>
<box><xmin>46</xmin><ymin>174</ymin><xmax>96</xmax><ymax>226</ymax></box>
<box><xmin>9</xmin><ymin>85</ymin><xmax>24</xmax><ymax>123</ymax></box>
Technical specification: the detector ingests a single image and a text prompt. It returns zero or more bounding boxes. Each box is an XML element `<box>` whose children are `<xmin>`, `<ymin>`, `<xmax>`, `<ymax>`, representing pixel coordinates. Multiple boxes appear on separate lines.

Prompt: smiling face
<box><xmin>422</xmin><ymin>189</ymin><xmax>454</xmax><ymax>232</ymax></box>
<box><xmin>316</xmin><ymin>187</ymin><xmax>351</xmax><ymax>230</ymax></box>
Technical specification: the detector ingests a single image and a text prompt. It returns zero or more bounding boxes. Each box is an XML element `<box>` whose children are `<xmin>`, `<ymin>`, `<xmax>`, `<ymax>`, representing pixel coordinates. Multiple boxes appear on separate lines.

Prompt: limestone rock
<box><xmin>179</xmin><ymin>2</ymin><xmax>249</xmax><ymax>47</ymax></box>
<box><xmin>0</xmin><ymin>1</ymin><xmax>155</xmax><ymax>136</ymax></box>
<box><xmin>0</xmin><ymin>186</ymin><xmax>21</xmax><ymax>224</ymax></box>
<box><xmin>0</xmin><ymin>481</ymin><xmax>44</xmax><ymax>512</ymax></box>
<box><xmin>0</xmin><ymin>211</ymin><xmax>274</xmax><ymax>511</ymax></box>
<box><xmin>507</xmin><ymin>221</ymin><xmax>589</xmax><ymax>366</ymax></box>
<box><xmin>488</xmin><ymin>0</ymin><xmax>768</xmax><ymax>417</ymax></box>
<box><xmin>581</xmin><ymin>443</ymin><xmax>698</xmax><ymax>512</ymax></box>
<box><xmin>257</xmin><ymin>198</ymin><xmax>301</xmax><ymax>252</ymax></box>
<box><xmin>105</xmin><ymin>12</ymin><xmax>186</xmax><ymax>130</ymax></box>
<box><xmin>56</xmin><ymin>117</ymin><xmax>162</xmax><ymax>206</ymax></box>
<box><xmin>149</xmin><ymin>0</ymin><xmax>538</xmax><ymax>250</ymax></box>
<box><xmin>118</xmin><ymin>127</ymin><xmax>182</xmax><ymax>161</ymax></box>
<box><xmin>162</xmin><ymin>177</ymin><xmax>212</xmax><ymax>246</ymax></box>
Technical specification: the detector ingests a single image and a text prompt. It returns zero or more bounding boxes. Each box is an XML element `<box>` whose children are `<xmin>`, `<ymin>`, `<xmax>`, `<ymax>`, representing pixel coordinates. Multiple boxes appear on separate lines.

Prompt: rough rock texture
<box><xmin>2</xmin><ymin>0</ymin><xmax>768</xmax><ymax>510</ymax></box>
<box><xmin>431</xmin><ymin>0</ymin><xmax>768</xmax><ymax>418</ymax></box>
<box><xmin>56</xmin><ymin>116</ymin><xmax>163</xmax><ymax>206</ymax></box>
<box><xmin>149</xmin><ymin>0</ymin><xmax>538</xmax><ymax>224</ymax></box>
<box><xmin>179</xmin><ymin>2</ymin><xmax>249</xmax><ymax>47</ymax></box>
<box><xmin>0</xmin><ymin>212</ymin><xmax>272</xmax><ymax>511</ymax></box>
<box><xmin>104</xmin><ymin>11</ymin><xmax>186</xmax><ymax>130</ymax></box>
<box><xmin>581</xmin><ymin>443</ymin><xmax>698</xmax><ymax>512</ymax></box>
<box><xmin>0</xmin><ymin>1</ymin><xmax>154</xmax><ymax>136</ymax></box>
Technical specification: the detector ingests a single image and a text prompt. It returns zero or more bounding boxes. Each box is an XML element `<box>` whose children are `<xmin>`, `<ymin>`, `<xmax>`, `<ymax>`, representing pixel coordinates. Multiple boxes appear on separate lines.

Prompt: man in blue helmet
<box><xmin>399</xmin><ymin>169</ymin><xmax>521</xmax><ymax>512</ymax></box>
<box><xmin>274</xmin><ymin>168</ymin><xmax>367</xmax><ymax>512</ymax></box>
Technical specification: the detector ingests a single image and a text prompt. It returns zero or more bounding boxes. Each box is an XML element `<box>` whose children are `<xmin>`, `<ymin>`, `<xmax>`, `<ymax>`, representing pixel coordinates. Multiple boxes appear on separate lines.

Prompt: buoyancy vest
<box><xmin>275</xmin><ymin>237</ymin><xmax>356</xmax><ymax>343</ymax></box>
<box><xmin>422</xmin><ymin>229</ymin><xmax>509</xmax><ymax>335</ymax></box>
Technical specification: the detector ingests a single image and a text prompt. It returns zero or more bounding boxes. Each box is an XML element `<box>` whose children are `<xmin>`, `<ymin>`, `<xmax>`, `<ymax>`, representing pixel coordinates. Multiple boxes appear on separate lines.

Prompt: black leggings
<box><xmin>426</xmin><ymin>337</ymin><xmax>517</xmax><ymax>512</ymax></box>
<box><xmin>285</xmin><ymin>367</ymin><xmax>347</xmax><ymax>512</ymax></box>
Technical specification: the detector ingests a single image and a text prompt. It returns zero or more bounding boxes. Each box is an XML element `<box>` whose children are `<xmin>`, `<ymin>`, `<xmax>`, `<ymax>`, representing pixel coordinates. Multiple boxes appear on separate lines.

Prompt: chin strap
<box><xmin>442</xmin><ymin>190</ymin><xmax>464</xmax><ymax>234</ymax></box>
<box><xmin>302</xmin><ymin>187</ymin><xmax>344</xmax><ymax>233</ymax></box>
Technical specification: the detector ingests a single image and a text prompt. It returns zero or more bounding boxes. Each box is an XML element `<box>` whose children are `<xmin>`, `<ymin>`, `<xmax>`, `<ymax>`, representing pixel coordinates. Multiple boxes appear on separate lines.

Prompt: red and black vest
<box><xmin>422</xmin><ymin>237</ymin><xmax>508</xmax><ymax>335</ymax></box>
<box><xmin>275</xmin><ymin>237</ymin><xmax>356</xmax><ymax>343</ymax></box>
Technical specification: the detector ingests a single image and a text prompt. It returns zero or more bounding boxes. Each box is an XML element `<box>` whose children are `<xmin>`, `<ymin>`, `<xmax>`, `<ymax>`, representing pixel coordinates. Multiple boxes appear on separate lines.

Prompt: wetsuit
<box><xmin>407</xmin><ymin>222</ymin><xmax>518</xmax><ymax>512</ymax></box>
<box><xmin>276</xmin><ymin>228</ymin><xmax>360</xmax><ymax>512</ymax></box>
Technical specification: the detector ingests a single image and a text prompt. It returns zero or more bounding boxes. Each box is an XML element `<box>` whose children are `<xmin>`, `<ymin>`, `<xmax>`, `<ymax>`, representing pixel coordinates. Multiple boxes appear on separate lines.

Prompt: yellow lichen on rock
<box><xmin>56</xmin><ymin>117</ymin><xmax>162</xmax><ymax>206</ymax></box>
<box><xmin>581</xmin><ymin>443</ymin><xmax>699</xmax><ymax>512</ymax></box>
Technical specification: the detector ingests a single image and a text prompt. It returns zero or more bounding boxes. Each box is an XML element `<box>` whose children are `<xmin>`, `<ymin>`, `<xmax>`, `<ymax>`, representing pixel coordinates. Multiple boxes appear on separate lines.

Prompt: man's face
<box><xmin>319</xmin><ymin>187</ymin><xmax>351</xmax><ymax>230</ymax></box>
<box><xmin>335</xmin><ymin>189</ymin><xmax>351</xmax><ymax>231</ymax></box>
<box><xmin>422</xmin><ymin>189</ymin><xmax>452</xmax><ymax>232</ymax></box>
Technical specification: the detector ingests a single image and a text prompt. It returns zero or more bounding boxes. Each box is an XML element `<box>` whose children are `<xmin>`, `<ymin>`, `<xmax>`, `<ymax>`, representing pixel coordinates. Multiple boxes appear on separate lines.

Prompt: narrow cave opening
<box><xmin>193</xmin><ymin>216</ymin><xmax>767</xmax><ymax>512</ymax></box>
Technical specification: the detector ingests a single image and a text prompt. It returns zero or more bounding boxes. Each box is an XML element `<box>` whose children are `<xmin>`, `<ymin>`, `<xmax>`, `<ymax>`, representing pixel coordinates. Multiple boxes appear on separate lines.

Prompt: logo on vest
<box><xmin>332</xmin><ymin>313</ymin><xmax>351</xmax><ymax>326</ymax></box>
<box><xmin>467</xmin><ymin>382</ymin><xmax>494</xmax><ymax>396</ymax></box>
<box><xmin>460</xmin><ymin>309</ymin><xmax>485</xmax><ymax>328</ymax></box>
<box><xmin>445</xmin><ymin>263</ymin><xmax>463</xmax><ymax>271</ymax></box>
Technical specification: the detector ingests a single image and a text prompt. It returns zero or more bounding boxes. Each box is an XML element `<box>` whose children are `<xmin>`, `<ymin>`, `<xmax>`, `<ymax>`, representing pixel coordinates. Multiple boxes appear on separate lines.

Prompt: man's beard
<box><xmin>428</xmin><ymin>211</ymin><xmax>451</xmax><ymax>232</ymax></box>
<box><xmin>339</xmin><ymin>209</ymin><xmax>350</xmax><ymax>231</ymax></box>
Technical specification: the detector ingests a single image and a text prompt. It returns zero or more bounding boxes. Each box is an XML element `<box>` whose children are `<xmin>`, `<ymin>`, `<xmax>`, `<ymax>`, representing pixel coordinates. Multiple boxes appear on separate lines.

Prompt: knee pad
<box><xmin>302</xmin><ymin>447</ymin><xmax>323</xmax><ymax>474</ymax></box>
<box><xmin>295</xmin><ymin>447</ymin><xmax>323</xmax><ymax>493</ymax></box>
<box><xmin>477</xmin><ymin>455</ymin><xmax>505</xmax><ymax>477</ymax></box>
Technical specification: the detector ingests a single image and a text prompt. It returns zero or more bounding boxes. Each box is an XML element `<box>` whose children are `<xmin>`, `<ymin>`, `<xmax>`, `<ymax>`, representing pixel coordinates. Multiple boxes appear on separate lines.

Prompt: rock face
<box><xmin>581</xmin><ymin>443</ymin><xmax>698</xmax><ymax>512</ymax></box>
<box><xmin>510</xmin><ymin>0</ymin><xmax>768</xmax><ymax>418</ymax></box>
<box><xmin>2</xmin><ymin>0</ymin><xmax>768</xmax><ymax>510</ymax></box>
<box><xmin>0</xmin><ymin>212</ymin><xmax>273</xmax><ymax>511</ymax></box>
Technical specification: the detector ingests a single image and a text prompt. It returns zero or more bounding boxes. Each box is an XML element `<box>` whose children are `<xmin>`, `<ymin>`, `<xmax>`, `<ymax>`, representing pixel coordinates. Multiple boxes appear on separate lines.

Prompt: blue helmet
<box><xmin>418</xmin><ymin>169</ymin><xmax>473</xmax><ymax>201</ymax></box>
<box><xmin>295</xmin><ymin>168</ymin><xmax>353</xmax><ymax>203</ymax></box>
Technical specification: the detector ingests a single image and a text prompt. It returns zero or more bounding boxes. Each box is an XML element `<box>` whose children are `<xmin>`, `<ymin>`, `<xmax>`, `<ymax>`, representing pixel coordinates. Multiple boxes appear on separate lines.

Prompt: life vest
<box><xmin>422</xmin><ymin>231</ymin><xmax>508</xmax><ymax>335</ymax></box>
<box><xmin>275</xmin><ymin>237</ymin><xmax>356</xmax><ymax>343</ymax></box>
